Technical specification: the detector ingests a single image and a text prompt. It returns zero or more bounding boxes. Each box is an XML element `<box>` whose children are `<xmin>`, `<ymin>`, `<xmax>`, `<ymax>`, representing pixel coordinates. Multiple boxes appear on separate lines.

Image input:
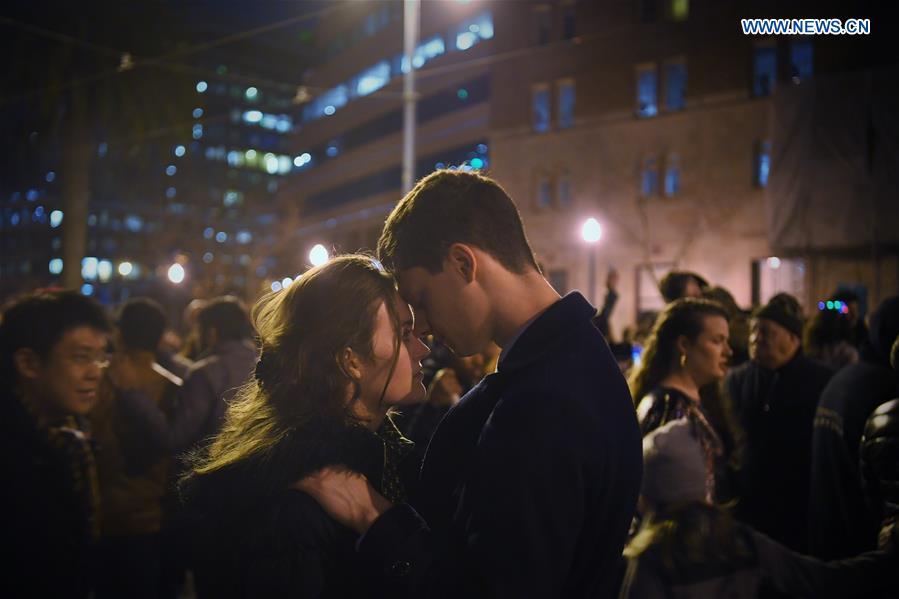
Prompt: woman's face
<box><xmin>683</xmin><ymin>315</ymin><xmax>732</xmax><ymax>388</ymax></box>
<box><xmin>355</xmin><ymin>294</ymin><xmax>430</xmax><ymax>422</ymax></box>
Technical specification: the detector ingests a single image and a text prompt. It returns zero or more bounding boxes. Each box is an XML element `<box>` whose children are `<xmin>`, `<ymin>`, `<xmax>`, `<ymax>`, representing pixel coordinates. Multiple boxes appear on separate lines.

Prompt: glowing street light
<box><xmin>581</xmin><ymin>218</ymin><xmax>603</xmax><ymax>243</ymax></box>
<box><xmin>581</xmin><ymin>218</ymin><xmax>603</xmax><ymax>304</ymax></box>
<box><xmin>167</xmin><ymin>263</ymin><xmax>185</xmax><ymax>284</ymax></box>
<box><xmin>118</xmin><ymin>261</ymin><xmax>133</xmax><ymax>277</ymax></box>
<box><xmin>309</xmin><ymin>244</ymin><xmax>329</xmax><ymax>267</ymax></box>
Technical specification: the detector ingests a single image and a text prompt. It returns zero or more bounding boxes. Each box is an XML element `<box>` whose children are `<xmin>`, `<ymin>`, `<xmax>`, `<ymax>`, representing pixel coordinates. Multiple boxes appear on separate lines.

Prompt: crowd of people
<box><xmin>2</xmin><ymin>169</ymin><xmax>898</xmax><ymax>598</ymax></box>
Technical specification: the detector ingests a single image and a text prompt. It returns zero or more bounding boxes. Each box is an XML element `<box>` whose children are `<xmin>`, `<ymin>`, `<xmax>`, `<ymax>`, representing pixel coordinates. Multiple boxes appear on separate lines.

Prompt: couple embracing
<box><xmin>184</xmin><ymin>170</ymin><xmax>642</xmax><ymax>598</ymax></box>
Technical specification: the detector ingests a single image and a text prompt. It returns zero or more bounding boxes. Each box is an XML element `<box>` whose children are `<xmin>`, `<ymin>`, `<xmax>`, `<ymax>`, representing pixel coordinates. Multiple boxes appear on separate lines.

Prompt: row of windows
<box><xmin>325</xmin><ymin>2</ymin><xmax>401</xmax><ymax>59</ymax></box>
<box><xmin>531</xmin><ymin>2</ymin><xmax>578</xmax><ymax>45</ymax></box>
<box><xmin>636</xmin><ymin>59</ymin><xmax>687</xmax><ymax>118</ymax></box>
<box><xmin>753</xmin><ymin>40</ymin><xmax>813</xmax><ymax>97</ymax></box>
<box><xmin>305</xmin><ymin>141</ymin><xmax>488</xmax><ymax>214</ymax></box>
<box><xmin>303</xmin><ymin>11</ymin><xmax>493</xmax><ymax>123</ymax></box>
<box><xmin>298</xmin><ymin>75</ymin><xmax>489</xmax><ymax>171</ymax></box>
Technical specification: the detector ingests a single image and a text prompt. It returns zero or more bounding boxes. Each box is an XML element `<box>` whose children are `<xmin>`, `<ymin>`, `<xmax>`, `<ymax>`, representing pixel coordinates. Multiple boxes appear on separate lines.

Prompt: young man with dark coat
<box><xmin>809</xmin><ymin>295</ymin><xmax>899</xmax><ymax>558</ymax></box>
<box><xmin>298</xmin><ymin>170</ymin><xmax>643</xmax><ymax>598</ymax></box>
<box><xmin>0</xmin><ymin>290</ymin><xmax>112</xmax><ymax>598</ymax></box>
<box><xmin>726</xmin><ymin>294</ymin><xmax>833</xmax><ymax>554</ymax></box>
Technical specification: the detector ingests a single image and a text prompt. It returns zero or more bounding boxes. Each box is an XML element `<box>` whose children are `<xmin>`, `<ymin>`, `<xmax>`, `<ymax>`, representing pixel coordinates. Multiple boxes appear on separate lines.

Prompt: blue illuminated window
<box><xmin>753</xmin><ymin>46</ymin><xmax>777</xmax><ymax>97</ymax></box>
<box><xmin>664</xmin><ymin>61</ymin><xmax>686</xmax><ymax>110</ymax></box>
<box><xmin>537</xmin><ymin>176</ymin><xmax>553</xmax><ymax>208</ymax></box>
<box><xmin>790</xmin><ymin>41</ymin><xmax>813</xmax><ymax>83</ymax></box>
<box><xmin>754</xmin><ymin>141</ymin><xmax>771</xmax><ymax>188</ymax></box>
<box><xmin>455</xmin><ymin>12</ymin><xmax>493</xmax><ymax>51</ymax></box>
<box><xmin>636</xmin><ymin>66</ymin><xmax>658</xmax><ymax>117</ymax></box>
<box><xmin>558</xmin><ymin>81</ymin><xmax>575</xmax><ymax>129</ymax></box>
<box><xmin>641</xmin><ymin>157</ymin><xmax>659</xmax><ymax>196</ymax></box>
<box><xmin>664</xmin><ymin>154</ymin><xmax>680</xmax><ymax>196</ymax></box>
<box><xmin>355</xmin><ymin>61</ymin><xmax>390</xmax><ymax>96</ymax></box>
<box><xmin>533</xmin><ymin>86</ymin><xmax>550</xmax><ymax>133</ymax></box>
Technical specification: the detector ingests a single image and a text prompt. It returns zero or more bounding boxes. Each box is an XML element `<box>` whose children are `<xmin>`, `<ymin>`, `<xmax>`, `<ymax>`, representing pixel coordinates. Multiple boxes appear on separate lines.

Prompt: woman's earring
<box><xmin>680</xmin><ymin>353</ymin><xmax>687</xmax><ymax>368</ymax></box>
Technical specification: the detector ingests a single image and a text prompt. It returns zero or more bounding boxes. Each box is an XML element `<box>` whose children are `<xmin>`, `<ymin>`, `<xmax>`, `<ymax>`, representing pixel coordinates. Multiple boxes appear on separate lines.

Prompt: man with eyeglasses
<box><xmin>0</xmin><ymin>289</ymin><xmax>112</xmax><ymax>598</ymax></box>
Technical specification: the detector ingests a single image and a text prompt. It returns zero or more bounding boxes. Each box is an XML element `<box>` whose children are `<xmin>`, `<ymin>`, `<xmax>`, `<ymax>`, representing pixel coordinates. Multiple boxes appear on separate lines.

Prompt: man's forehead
<box><xmin>57</xmin><ymin>326</ymin><xmax>108</xmax><ymax>348</ymax></box>
<box><xmin>395</xmin><ymin>267</ymin><xmax>432</xmax><ymax>298</ymax></box>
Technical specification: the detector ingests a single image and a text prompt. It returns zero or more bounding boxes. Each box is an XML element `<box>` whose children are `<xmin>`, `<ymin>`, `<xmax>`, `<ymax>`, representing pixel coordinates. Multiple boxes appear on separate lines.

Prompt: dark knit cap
<box><xmin>754</xmin><ymin>292</ymin><xmax>804</xmax><ymax>338</ymax></box>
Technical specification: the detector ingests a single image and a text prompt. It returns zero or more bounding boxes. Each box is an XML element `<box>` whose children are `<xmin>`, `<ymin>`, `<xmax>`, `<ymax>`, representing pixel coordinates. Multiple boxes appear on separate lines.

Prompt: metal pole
<box><xmin>588</xmin><ymin>246</ymin><xmax>597</xmax><ymax>305</ymax></box>
<box><xmin>402</xmin><ymin>0</ymin><xmax>420</xmax><ymax>194</ymax></box>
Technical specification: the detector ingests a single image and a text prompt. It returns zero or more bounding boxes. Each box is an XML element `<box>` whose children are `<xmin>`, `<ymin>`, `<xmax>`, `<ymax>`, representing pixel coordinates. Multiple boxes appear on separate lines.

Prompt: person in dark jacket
<box><xmin>91</xmin><ymin>298</ymin><xmax>182</xmax><ymax>599</ymax></box>
<box><xmin>182</xmin><ymin>255</ymin><xmax>430</xmax><ymax>598</ymax></box>
<box><xmin>619</xmin><ymin>419</ymin><xmax>899</xmax><ymax>599</ymax></box>
<box><xmin>809</xmin><ymin>295</ymin><xmax>899</xmax><ymax>559</ymax></box>
<box><xmin>0</xmin><ymin>290</ymin><xmax>112</xmax><ymax>598</ymax></box>
<box><xmin>629</xmin><ymin>298</ymin><xmax>736</xmax><ymax>501</ymax></box>
<box><xmin>726</xmin><ymin>293</ymin><xmax>833</xmax><ymax>553</ymax></box>
<box><xmin>297</xmin><ymin>170</ymin><xmax>643</xmax><ymax>598</ymax></box>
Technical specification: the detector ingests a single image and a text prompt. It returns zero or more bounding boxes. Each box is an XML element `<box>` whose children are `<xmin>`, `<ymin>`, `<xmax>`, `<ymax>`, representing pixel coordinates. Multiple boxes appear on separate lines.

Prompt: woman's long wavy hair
<box><xmin>629</xmin><ymin>298</ymin><xmax>744</xmax><ymax>470</ymax></box>
<box><xmin>624</xmin><ymin>501</ymin><xmax>753</xmax><ymax>572</ymax></box>
<box><xmin>189</xmin><ymin>254</ymin><xmax>403</xmax><ymax>477</ymax></box>
<box><xmin>628</xmin><ymin>298</ymin><xmax>730</xmax><ymax>404</ymax></box>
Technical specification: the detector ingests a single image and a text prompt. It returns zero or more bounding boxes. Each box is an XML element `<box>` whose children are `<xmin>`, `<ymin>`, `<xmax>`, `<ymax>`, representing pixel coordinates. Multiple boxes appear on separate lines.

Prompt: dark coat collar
<box><xmin>497</xmin><ymin>292</ymin><xmax>596</xmax><ymax>374</ymax></box>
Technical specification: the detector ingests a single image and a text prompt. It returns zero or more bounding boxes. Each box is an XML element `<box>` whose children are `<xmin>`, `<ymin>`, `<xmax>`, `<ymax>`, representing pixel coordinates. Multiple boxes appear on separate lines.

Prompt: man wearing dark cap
<box><xmin>726</xmin><ymin>293</ymin><xmax>833</xmax><ymax>555</ymax></box>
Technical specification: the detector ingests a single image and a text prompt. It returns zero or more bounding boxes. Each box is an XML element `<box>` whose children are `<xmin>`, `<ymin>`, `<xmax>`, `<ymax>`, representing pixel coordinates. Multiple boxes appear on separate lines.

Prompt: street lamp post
<box><xmin>581</xmin><ymin>218</ymin><xmax>602</xmax><ymax>304</ymax></box>
<box><xmin>402</xmin><ymin>0</ymin><xmax>420</xmax><ymax>193</ymax></box>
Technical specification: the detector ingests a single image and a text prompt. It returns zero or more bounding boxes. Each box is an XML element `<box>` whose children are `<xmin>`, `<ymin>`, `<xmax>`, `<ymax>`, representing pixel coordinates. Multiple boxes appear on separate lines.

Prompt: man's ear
<box><xmin>446</xmin><ymin>243</ymin><xmax>477</xmax><ymax>284</ymax></box>
<box><xmin>13</xmin><ymin>348</ymin><xmax>42</xmax><ymax>380</ymax></box>
<box><xmin>339</xmin><ymin>347</ymin><xmax>364</xmax><ymax>381</ymax></box>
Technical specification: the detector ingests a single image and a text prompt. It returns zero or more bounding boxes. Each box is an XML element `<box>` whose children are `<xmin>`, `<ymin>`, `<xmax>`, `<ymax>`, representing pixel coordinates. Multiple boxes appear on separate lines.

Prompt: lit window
<box><xmin>536</xmin><ymin>175</ymin><xmax>553</xmax><ymax>208</ymax></box>
<box><xmin>355</xmin><ymin>61</ymin><xmax>391</xmax><ymax>96</ymax></box>
<box><xmin>557</xmin><ymin>80</ymin><xmax>575</xmax><ymax>129</ymax></box>
<box><xmin>790</xmin><ymin>41</ymin><xmax>813</xmax><ymax>83</ymax></box>
<box><xmin>636</xmin><ymin>65</ymin><xmax>658</xmax><ymax>117</ymax></box>
<box><xmin>753</xmin><ymin>46</ymin><xmax>777</xmax><ymax>97</ymax></box>
<box><xmin>532</xmin><ymin>85</ymin><xmax>551</xmax><ymax>133</ymax></box>
<box><xmin>455</xmin><ymin>12</ymin><xmax>493</xmax><ymax>50</ymax></box>
<box><xmin>664</xmin><ymin>154</ymin><xmax>680</xmax><ymax>196</ymax></box>
<box><xmin>49</xmin><ymin>258</ymin><xmax>63</xmax><ymax>275</ymax></box>
<box><xmin>50</xmin><ymin>210</ymin><xmax>63</xmax><ymax>228</ymax></box>
<box><xmin>124</xmin><ymin>215</ymin><xmax>143</xmax><ymax>232</ymax></box>
<box><xmin>223</xmin><ymin>190</ymin><xmax>244</xmax><ymax>207</ymax></box>
<box><xmin>326</xmin><ymin>139</ymin><xmax>341</xmax><ymax>158</ymax></box>
<box><xmin>670</xmin><ymin>0</ymin><xmax>689</xmax><ymax>21</ymax></box>
<box><xmin>243</xmin><ymin>110</ymin><xmax>263</xmax><ymax>123</ymax></box>
<box><xmin>754</xmin><ymin>140</ymin><xmax>771</xmax><ymax>188</ymax></box>
<box><xmin>46</xmin><ymin>171</ymin><xmax>56</xmax><ymax>183</ymax></box>
<box><xmin>416</xmin><ymin>37</ymin><xmax>445</xmax><ymax>66</ymax></box>
<box><xmin>664</xmin><ymin>60</ymin><xmax>686</xmax><ymax>110</ymax></box>
<box><xmin>81</xmin><ymin>257</ymin><xmax>99</xmax><ymax>281</ymax></box>
<box><xmin>641</xmin><ymin>157</ymin><xmax>659</xmax><ymax>196</ymax></box>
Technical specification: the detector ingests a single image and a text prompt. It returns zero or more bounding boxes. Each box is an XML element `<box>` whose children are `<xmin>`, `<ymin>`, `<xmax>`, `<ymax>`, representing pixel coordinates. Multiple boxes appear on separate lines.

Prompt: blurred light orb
<box><xmin>167</xmin><ymin>263</ymin><xmax>185</xmax><ymax>284</ymax></box>
<box><xmin>196</xmin><ymin>81</ymin><xmax>208</xmax><ymax>93</ymax></box>
<box><xmin>581</xmin><ymin>218</ymin><xmax>602</xmax><ymax>243</ymax></box>
<box><xmin>767</xmin><ymin>256</ymin><xmax>782</xmax><ymax>269</ymax></box>
<box><xmin>309</xmin><ymin>244</ymin><xmax>329</xmax><ymax>267</ymax></box>
<box><xmin>50</xmin><ymin>210</ymin><xmax>63</xmax><ymax>228</ymax></box>
<box><xmin>118</xmin><ymin>261</ymin><xmax>133</xmax><ymax>276</ymax></box>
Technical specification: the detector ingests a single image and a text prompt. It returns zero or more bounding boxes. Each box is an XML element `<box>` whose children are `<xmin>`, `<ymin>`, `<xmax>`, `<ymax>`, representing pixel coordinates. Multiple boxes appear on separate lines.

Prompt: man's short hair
<box><xmin>117</xmin><ymin>298</ymin><xmax>167</xmax><ymax>352</ymax></box>
<box><xmin>658</xmin><ymin>271</ymin><xmax>709</xmax><ymax>303</ymax></box>
<box><xmin>0</xmin><ymin>290</ymin><xmax>111</xmax><ymax>382</ymax></box>
<box><xmin>197</xmin><ymin>296</ymin><xmax>253</xmax><ymax>344</ymax></box>
<box><xmin>377</xmin><ymin>169</ymin><xmax>540</xmax><ymax>274</ymax></box>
